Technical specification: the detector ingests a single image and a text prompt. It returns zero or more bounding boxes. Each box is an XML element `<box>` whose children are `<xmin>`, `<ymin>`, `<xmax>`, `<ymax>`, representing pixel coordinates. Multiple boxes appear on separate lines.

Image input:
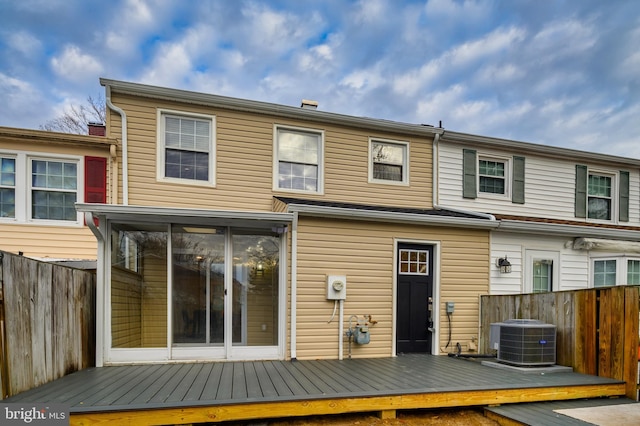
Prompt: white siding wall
<box><xmin>439</xmin><ymin>143</ymin><xmax>640</xmax><ymax>224</ymax></box>
<box><xmin>491</xmin><ymin>232</ymin><xmax>590</xmax><ymax>294</ymax></box>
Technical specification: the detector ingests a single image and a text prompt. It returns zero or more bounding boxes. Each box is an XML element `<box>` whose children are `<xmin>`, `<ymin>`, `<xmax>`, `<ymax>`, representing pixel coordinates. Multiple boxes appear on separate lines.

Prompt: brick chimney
<box><xmin>88</xmin><ymin>122</ymin><xmax>106</xmax><ymax>136</ymax></box>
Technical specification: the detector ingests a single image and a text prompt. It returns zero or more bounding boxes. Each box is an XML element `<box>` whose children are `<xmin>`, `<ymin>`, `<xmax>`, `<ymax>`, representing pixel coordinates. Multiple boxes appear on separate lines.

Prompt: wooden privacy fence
<box><xmin>0</xmin><ymin>251</ymin><xmax>96</xmax><ymax>399</ymax></box>
<box><xmin>480</xmin><ymin>286</ymin><xmax>640</xmax><ymax>400</ymax></box>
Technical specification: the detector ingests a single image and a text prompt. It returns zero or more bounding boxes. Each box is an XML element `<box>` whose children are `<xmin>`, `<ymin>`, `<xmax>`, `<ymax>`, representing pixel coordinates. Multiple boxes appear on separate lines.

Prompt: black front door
<box><xmin>396</xmin><ymin>243</ymin><xmax>434</xmax><ymax>354</ymax></box>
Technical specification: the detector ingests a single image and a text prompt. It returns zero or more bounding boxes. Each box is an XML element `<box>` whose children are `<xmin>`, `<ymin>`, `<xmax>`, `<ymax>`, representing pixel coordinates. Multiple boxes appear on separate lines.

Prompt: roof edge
<box><xmin>100</xmin><ymin>78</ymin><xmax>443</xmax><ymax>137</ymax></box>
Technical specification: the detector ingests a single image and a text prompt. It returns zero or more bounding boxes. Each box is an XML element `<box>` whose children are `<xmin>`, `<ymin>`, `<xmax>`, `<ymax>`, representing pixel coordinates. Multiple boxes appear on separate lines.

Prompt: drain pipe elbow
<box><xmin>105</xmin><ymin>85</ymin><xmax>129</xmax><ymax>205</ymax></box>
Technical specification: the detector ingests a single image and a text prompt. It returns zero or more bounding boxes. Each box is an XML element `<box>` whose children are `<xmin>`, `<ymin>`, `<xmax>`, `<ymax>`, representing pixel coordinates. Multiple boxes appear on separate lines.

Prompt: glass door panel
<box><xmin>171</xmin><ymin>226</ymin><xmax>225</xmax><ymax>346</ymax></box>
<box><xmin>232</xmin><ymin>231</ymin><xmax>280</xmax><ymax>347</ymax></box>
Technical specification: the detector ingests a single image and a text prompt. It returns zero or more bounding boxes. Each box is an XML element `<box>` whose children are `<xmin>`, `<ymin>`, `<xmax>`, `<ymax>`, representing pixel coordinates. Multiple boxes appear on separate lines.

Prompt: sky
<box><xmin>1</xmin><ymin>0</ymin><xmax>639</xmax><ymax>158</ymax></box>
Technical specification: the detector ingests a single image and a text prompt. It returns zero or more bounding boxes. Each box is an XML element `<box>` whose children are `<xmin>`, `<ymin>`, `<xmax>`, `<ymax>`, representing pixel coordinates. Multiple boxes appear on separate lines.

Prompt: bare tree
<box><xmin>40</xmin><ymin>95</ymin><xmax>106</xmax><ymax>134</ymax></box>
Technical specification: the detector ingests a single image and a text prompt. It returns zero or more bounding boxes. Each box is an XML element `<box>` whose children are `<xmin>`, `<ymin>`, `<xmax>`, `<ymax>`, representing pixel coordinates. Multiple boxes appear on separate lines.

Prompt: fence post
<box><xmin>0</xmin><ymin>252</ymin><xmax>8</xmax><ymax>399</ymax></box>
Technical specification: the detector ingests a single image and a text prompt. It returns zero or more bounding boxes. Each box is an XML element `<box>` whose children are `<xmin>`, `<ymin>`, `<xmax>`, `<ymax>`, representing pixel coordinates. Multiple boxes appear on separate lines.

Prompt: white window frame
<box><xmin>0</xmin><ymin>150</ymin><xmax>84</xmax><ymax>226</ymax></box>
<box><xmin>524</xmin><ymin>250</ymin><xmax>559</xmax><ymax>293</ymax></box>
<box><xmin>477</xmin><ymin>155</ymin><xmax>510</xmax><ymax>199</ymax></box>
<box><xmin>368</xmin><ymin>138</ymin><xmax>409</xmax><ymax>185</ymax></box>
<box><xmin>590</xmin><ymin>255</ymin><xmax>640</xmax><ymax>287</ymax></box>
<box><xmin>586</xmin><ymin>169</ymin><xmax>617</xmax><ymax>223</ymax></box>
<box><xmin>0</xmin><ymin>154</ymin><xmax>17</xmax><ymax>220</ymax></box>
<box><xmin>272</xmin><ymin>125</ymin><xmax>324</xmax><ymax>194</ymax></box>
<box><xmin>157</xmin><ymin>109</ymin><xmax>216</xmax><ymax>187</ymax></box>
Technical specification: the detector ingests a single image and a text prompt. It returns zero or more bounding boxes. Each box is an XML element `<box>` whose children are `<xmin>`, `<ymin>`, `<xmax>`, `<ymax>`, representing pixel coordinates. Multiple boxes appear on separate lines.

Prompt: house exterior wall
<box><xmin>294</xmin><ymin>216</ymin><xmax>489</xmax><ymax>360</ymax></box>
<box><xmin>439</xmin><ymin>142</ymin><xmax>640</xmax><ymax>224</ymax></box>
<box><xmin>0</xmin><ymin>127</ymin><xmax>114</xmax><ymax>260</ymax></box>
<box><xmin>106</xmin><ymin>92</ymin><xmax>434</xmax><ymax>211</ymax></box>
<box><xmin>490</xmin><ymin>232</ymin><xmax>589</xmax><ymax>295</ymax></box>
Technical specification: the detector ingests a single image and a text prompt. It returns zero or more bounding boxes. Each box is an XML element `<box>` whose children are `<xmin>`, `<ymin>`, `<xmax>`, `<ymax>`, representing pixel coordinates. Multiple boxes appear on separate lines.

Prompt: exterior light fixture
<box><xmin>256</xmin><ymin>262</ymin><xmax>264</xmax><ymax>276</ymax></box>
<box><xmin>497</xmin><ymin>256</ymin><xmax>512</xmax><ymax>274</ymax></box>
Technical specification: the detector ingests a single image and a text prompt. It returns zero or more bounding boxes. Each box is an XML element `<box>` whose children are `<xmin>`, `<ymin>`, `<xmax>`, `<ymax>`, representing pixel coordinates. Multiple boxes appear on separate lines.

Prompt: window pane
<box><xmin>399</xmin><ymin>249</ymin><xmax>429</xmax><ymax>275</ymax></box>
<box><xmin>232</xmin><ymin>232</ymin><xmax>280</xmax><ymax>346</ymax></box>
<box><xmin>164</xmin><ymin>115</ymin><xmax>211</xmax><ymax>181</ymax></box>
<box><xmin>111</xmin><ymin>225</ymin><xmax>168</xmax><ymax>348</ymax></box>
<box><xmin>373</xmin><ymin>164</ymin><xmax>402</xmax><ymax>181</ymax></box>
<box><xmin>594</xmin><ymin>260</ymin><xmax>616</xmax><ymax>287</ymax></box>
<box><xmin>588</xmin><ymin>175</ymin><xmax>611</xmax><ymax>197</ymax></box>
<box><xmin>277</xmin><ymin>161</ymin><xmax>317</xmax><ymax>191</ymax></box>
<box><xmin>588</xmin><ymin>198</ymin><xmax>611</xmax><ymax>220</ymax></box>
<box><xmin>628</xmin><ymin>260</ymin><xmax>640</xmax><ymax>285</ymax></box>
<box><xmin>479</xmin><ymin>176</ymin><xmax>505</xmax><ymax>194</ymax></box>
<box><xmin>0</xmin><ymin>188</ymin><xmax>15</xmax><ymax>218</ymax></box>
<box><xmin>0</xmin><ymin>158</ymin><xmax>16</xmax><ymax>186</ymax></box>
<box><xmin>278</xmin><ymin>129</ymin><xmax>319</xmax><ymax>164</ymax></box>
<box><xmin>32</xmin><ymin>190</ymin><xmax>77</xmax><ymax>221</ymax></box>
<box><xmin>533</xmin><ymin>260</ymin><xmax>552</xmax><ymax>293</ymax></box>
<box><xmin>479</xmin><ymin>160</ymin><xmax>504</xmax><ymax>177</ymax></box>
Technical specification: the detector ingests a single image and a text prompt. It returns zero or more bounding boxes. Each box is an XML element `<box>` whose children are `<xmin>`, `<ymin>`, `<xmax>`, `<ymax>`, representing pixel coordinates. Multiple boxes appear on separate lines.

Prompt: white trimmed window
<box><xmin>274</xmin><ymin>126</ymin><xmax>323</xmax><ymax>193</ymax></box>
<box><xmin>369</xmin><ymin>139</ymin><xmax>408</xmax><ymax>184</ymax></box>
<box><xmin>0</xmin><ymin>156</ymin><xmax>16</xmax><ymax>218</ymax></box>
<box><xmin>591</xmin><ymin>257</ymin><xmax>640</xmax><ymax>287</ymax></box>
<box><xmin>478</xmin><ymin>156</ymin><xmax>509</xmax><ymax>196</ymax></box>
<box><xmin>30</xmin><ymin>159</ymin><xmax>78</xmax><ymax>221</ymax></box>
<box><xmin>525</xmin><ymin>250</ymin><xmax>559</xmax><ymax>293</ymax></box>
<box><xmin>587</xmin><ymin>171</ymin><xmax>614</xmax><ymax>220</ymax></box>
<box><xmin>158</xmin><ymin>110</ymin><xmax>215</xmax><ymax>185</ymax></box>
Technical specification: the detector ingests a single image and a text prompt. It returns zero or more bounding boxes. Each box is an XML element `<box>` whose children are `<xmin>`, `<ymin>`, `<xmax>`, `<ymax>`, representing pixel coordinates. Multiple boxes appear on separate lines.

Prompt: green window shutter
<box><xmin>512</xmin><ymin>156</ymin><xmax>525</xmax><ymax>204</ymax></box>
<box><xmin>619</xmin><ymin>170</ymin><xmax>629</xmax><ymax>222</ymax></box>
<box><xmin>575</xmin><ymin>165</ymin><xmax>587</xmax><ymax>218</ymax></box>
<box><xmin>462</xmin><ymin>149</ymin><xmax>477</xmax><ymax>199</ymax></box>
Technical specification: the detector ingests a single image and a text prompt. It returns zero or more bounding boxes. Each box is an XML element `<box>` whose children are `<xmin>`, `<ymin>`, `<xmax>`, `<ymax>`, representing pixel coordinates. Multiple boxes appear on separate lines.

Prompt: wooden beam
<box><xmin>70</xmin><ymin>384</ymin><xmax>626</xmax><ymax>426</ymax></box>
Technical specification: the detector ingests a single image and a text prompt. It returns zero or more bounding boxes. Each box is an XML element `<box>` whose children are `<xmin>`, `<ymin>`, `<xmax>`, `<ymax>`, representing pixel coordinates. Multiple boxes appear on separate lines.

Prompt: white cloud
<box><xmin>353</xmin><ymin>0</ymin><xmax>387</xmax><ymax>23</ymax></box>
<box><xmin>424</xmin><ymin>0</ymin><xmax>490</xmax><ymax>19</ymax></box>
<box><xmin>140</xmin><ymin>42</ymin><xmax>192</xmax><ymax>87</ymax></box>
<box><xmin>50</xmin><ymin>45</ymin><xmax>103</xmax><ymax>83</ymax></box>
<box><xmin>340</xmin><ymin>64</ymin><xmax>384</xmax><ymax>90</ymax></box>
<box><xmin>530</xmin><ymin>18</ymin><xmax>596</xmax><ymax>62</ymax></box>
<box><xmin>448</xmin><ymin>26</ymin><xmax>526</xmax><ymax>67</ymax></box>
<box><xmin>7</xmin><ymin>31</ymin><xmax>42</xmax><ymax>56</ymax></box>
<box><xmin>476</xmin><ymin>63</ymin><xmax>524</xmax><ymax>84</ymax></box>
<box><xmin>0</xmin><ymin>73</ymin><xmax>47</xmax><ymax>128</ymax></box>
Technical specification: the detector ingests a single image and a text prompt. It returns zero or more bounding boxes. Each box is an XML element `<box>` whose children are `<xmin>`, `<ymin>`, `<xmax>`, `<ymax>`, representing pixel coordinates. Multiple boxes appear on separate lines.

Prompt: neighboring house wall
<box><xmin>490</xmin><ymin>232</ymin><xmax>589</xmax><ymax>294</ymax></box>
<box><xmin>0</xmin><ymin>127</ymin><xmax>115</xmax><ymax>260</ymax></box>
<box><xmin>294</xmin><ymin>216</ymin><xmax>489</xmax><ymax>359</ymax></box>
<box><xmin>439</xmin><ymin>142</ymin><xmax>640</xmax><ymax>224</ymax></box>
<box><xmin>106</xmin><ymin>92</ymin><xmax>434</xmax><ymax>211</ymax></box>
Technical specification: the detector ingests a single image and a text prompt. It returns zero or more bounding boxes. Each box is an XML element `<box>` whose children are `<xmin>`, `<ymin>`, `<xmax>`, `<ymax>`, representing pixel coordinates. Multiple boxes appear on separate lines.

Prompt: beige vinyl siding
<box><xmin>294</xmin><ymin>216</ymin><xmax>489</xmax><ymax>360</ymax></box>
<box><xmin>0</xmin><ymin>136</ymin><xmax>112</xmax><ymax>260</ymax></box>
<box><xmin>111</xmin><ymin>267</ymin><xmax>143</xmax><ymax>347</ymax></box>
<box><xmin>0</xmin><ymin>226</ymin><xmax>100</xmax><ymax>260</ymax></box>
<box><xmin>108</xmin><ymin>93</ymin><xmax>433</xmax><ymax>211</ymax></box>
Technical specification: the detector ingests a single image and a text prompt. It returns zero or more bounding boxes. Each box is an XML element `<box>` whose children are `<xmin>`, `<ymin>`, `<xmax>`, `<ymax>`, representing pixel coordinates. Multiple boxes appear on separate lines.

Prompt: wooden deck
<box><xmin>4</xmin><ymin>354</ymin><xmax>626</xmax><ymax>425</ymax></box>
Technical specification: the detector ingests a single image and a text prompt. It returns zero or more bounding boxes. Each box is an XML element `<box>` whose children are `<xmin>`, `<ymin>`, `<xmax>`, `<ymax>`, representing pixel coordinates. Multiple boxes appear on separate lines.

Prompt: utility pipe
<box><xmin>290</xmin><ymin>212</ymin><xmax>298</xmax><ymax>359</ymax></box>
<box><xmin>338</xmin><ymin>300</ymin><xmax>344</xmax><ymax>360</ymax></box>
<box><xmin>85</xmin><ymin>211</ymin><xmax>106</xmax><ymax>367</ymax></box>
<box><xmin>105</xmin><ymin>85</ymin><xmax>129</xmax><ymax>205</ymax></box>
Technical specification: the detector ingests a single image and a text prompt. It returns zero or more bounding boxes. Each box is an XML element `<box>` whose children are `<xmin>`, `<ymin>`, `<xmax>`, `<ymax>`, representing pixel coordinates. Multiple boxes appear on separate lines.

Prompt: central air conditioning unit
<box><xmin>490</xmin><ymin>319</ymin><xmax>556</xmax><ymax>366</ymax></box>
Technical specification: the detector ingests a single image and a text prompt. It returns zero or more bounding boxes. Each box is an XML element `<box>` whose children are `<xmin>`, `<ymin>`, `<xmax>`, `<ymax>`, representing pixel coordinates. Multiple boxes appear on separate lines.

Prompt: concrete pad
<box><xmin>554</xmin><ymin>403</ymin><xmax>640</xmax><ymax>426</ymax></box>
<box><xmin>481</xmin><ymin>360</ymin><xmax>573</xmax><ymax>374</ymax></box>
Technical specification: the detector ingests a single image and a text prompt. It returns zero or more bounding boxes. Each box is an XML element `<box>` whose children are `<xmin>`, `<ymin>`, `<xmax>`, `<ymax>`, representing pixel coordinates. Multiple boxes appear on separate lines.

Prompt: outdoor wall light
<box><xmin>497</xmin><ymin>256</ymin><xmax>512</xmax><ymax>273</ymax></box>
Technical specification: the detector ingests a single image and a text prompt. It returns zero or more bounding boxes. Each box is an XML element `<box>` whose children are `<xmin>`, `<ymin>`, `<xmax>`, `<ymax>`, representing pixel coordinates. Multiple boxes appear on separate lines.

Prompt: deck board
<box><xmin>4</xmin><ymin>354</ymin><xmax>628</xmax><ymax>425</ymax></box>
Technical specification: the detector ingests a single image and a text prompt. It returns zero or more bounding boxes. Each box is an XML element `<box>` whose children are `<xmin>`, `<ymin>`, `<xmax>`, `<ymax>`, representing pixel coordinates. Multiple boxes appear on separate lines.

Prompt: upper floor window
<box><xmin>274</xmin><ymin>126</ymin><xmax>323</xmax><ymax>193</ymax></box>
<box><xmin>479</xmin><ymin>158</ymin><xmax>506</xmax><ymax>194</ymax></box>
<box><xmin>587</xmin><ymin>172</ymin><xmax>612</xmax><ymax>220</ymax></box>
<box><xmin>158</xmin><ymin>111</ymin><xmax>215</xmax><ymax>185</ymax></box>
<box><xmin>369</xmin><ymin>139</ymin><xmax>408</xmax><ymax>184</ymax></box>
<box><xmin>462</xmin><ymin>149</ymin><xmax>525</xmax><ymax>204</ymax></box>
<box><xmin>0</xmin><ymin>152</ymin><xmax>105</xmax><ymax>225</ymax></box>
<box><xmin>575</xmin><ymin>166</ymin><xmax>628</xmax><ymax>223</ymax></box>
<box><xmin>0</xmin><ymin>157</ymin><xmax>16</xmax><ymax>218</ymax></box>
<box><xmin>31</xmin><ymin>159</ymin><xmax>77</xmax><ymax>221</ymax></box>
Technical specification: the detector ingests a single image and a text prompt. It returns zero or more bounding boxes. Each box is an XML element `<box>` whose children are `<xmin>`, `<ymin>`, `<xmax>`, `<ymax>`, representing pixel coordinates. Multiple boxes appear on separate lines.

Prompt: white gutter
<box><xmin>105</xmin><ymin>85</ymin><xmax>129</xmax><ymax>205</ymax></box>
<box><xmin>497</xmin><ymin>219</ymin><xmax>640</xmax><ymax>240</ymax></box>
<box><xmin>286</xmin><ymin>203</ymin><xmax>499</xmax><ymax>230</ymax></box>
<box><xmin>84</xmin><ymin>211</ymin><xmax>106</xmax><ymax>367</ymax></box>
<box><xmin>432</xmin><ymin>132</ymin><xmax>496</xmax><ymax>221</ymax></box>
<box><xmin>290</xmin><ymin>212</ymin><xmax>298</xmax><ymax>359</ymax></box>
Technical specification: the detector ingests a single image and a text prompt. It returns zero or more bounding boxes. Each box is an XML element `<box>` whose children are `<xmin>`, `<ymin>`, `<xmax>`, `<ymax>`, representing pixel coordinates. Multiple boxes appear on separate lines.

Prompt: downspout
<box><xmin>85</xmin><ymin>212</ymin><xmax>105</xmax><ymax>367</ymax></box>
<box><xmin>432</xmin><ymin>132</ymin><xmax>496</xmax><ymax>221</ymax></box>
<box><xmin>290</xmin><ymin>211</ymin><xmax>298</xmax><ymax>360</ymax></box>
<box><xmin>105</xmin><ymin>85</ymin><xmax>129</xmax><ymax>205</ymax></box>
